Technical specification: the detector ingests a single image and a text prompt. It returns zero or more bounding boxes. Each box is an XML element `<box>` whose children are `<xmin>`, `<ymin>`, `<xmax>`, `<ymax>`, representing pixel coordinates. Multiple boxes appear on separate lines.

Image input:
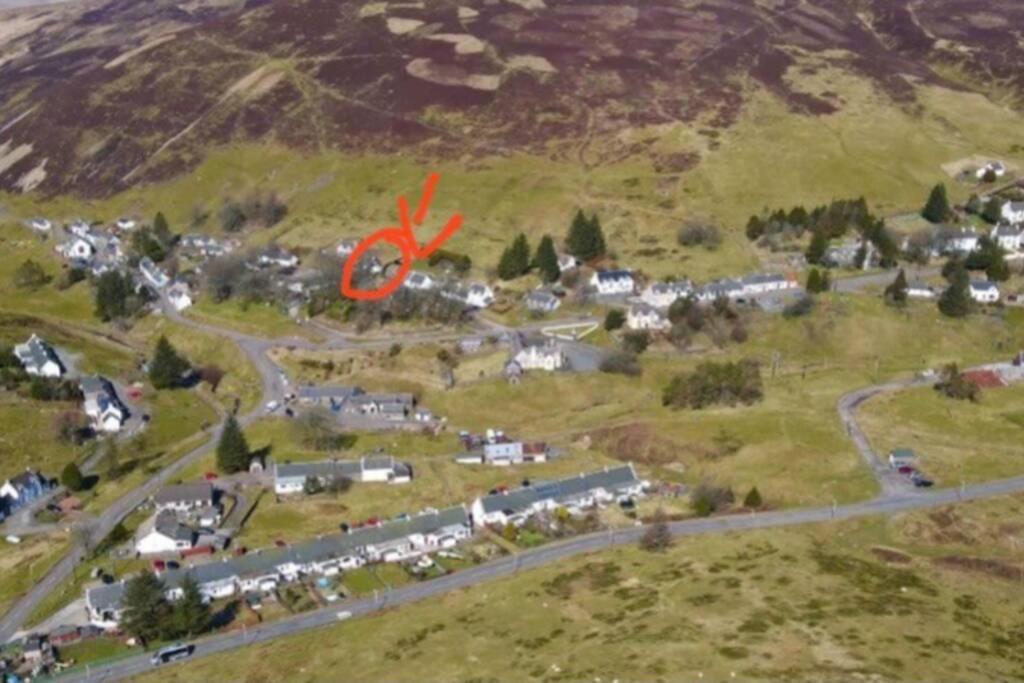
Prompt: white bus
<box><xmin>150</xmin><ymin>644</ymin><xmax>195</xmax><ymax>666</ymax></box>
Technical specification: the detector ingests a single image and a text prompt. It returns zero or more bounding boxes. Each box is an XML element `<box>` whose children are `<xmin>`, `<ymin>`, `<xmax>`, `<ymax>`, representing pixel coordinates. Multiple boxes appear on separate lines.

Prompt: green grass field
<box><xmin>0</xmin><ymin>533</ymin><xmax>68</xmax><ymax>618</ymax></box>
<box><xmin>139</xmin><ymin>492</ymin><xmax>1024</xmax><ymax>683</ymax></box>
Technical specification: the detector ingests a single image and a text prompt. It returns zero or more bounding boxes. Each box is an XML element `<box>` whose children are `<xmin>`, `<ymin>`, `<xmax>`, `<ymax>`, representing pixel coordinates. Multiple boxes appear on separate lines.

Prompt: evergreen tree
<box><xmin>566</xmin><ymin>209</ymin><xmax>590</xmax><ymax>258</ymax></box>
<box><xmin>820</xmin><ymin>268</ymin><xmax>832</xmax><ymax>292</ymax></box>
<box><xmin>60</xmin><ymin>462</ymin><xmax>84</xmax><ymax>492</ymax></box>
<box><xmin>937</xmin><ymin>262</ymin><xmax>972</xmax><ymax>318</ymax></box>
<box><xmin>496</xmin><ymin>245</ymin><xmax>518</xmax><ymax>280</ymax></box>
<box><xmin>497</xmin><ymin>233</ymin><xmax>531</xmax><ymax>280</ymax></box>
<box><xmin>173</xmin><ymin>575</ymin><xmax>211</xmax><ymax>638</ymax></box>
<box><xmin>805</xmin><ymin>229</ymin><xmax>828</xmax><ymax>264</ymax></box>
<box><xmin>965</xmin><ymin>194</ymin><xmax>983</xmax><ymax>215</ymax></box>
<box><xmin>587</xmin><ymin>214</ymin><xmax>607</xmax><ymax>261</ymax></box>
<box><xmin>121</xmin><ymin>571</ymin><xmax>172</xmax><ymax>643</ymax></box>
<box><xmin>805</xmin><ymin>268</ymin><xmax>823</xmax><ymax>293</ymax></box>
<box><xmin>153</xmin><ymin>212</ymin><xmax>172</xmax><ymax>244</ymax></box>
<box><xmin>533</xmin><ymin>235</ymin><xmax>560</xmax><ymax>283</ymax></box>
<box><xmin>604</xmin><ymin>309</ymin><xmax>625</xmax><ymax>331</ymax></box>
<box><xmin>216</xmin><ymin>415</ymin><xmax>250</xmax><ymax>473</ymax></box>
<box><xmin>149</xmin><ymin>336</ymin><xmax>191</xmax><ymax>389</ymax></box>
<box><xmin>922</xmin><ymin>184</ymin><xmax>952</xmax><ymax>223</ymax></box>
<box><xmin>884</xmin><ymin>268</ymin><xmax>908</xmax><ymax>306</ymax></box>
<box><xmin>743</xmin><ymin>486</ymin><xmax>763</xmax><ymax>508</ymax></box>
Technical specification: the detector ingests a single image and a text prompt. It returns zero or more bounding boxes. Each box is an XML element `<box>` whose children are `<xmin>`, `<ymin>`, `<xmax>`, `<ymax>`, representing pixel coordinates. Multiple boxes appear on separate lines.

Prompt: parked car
<box><xmin>897</xmin><ymin>466</ymin><xmax>914</xmax><ymax>475</ymax></box>
<box><xmin>203</xmin><ymin>472</ymin><xmax>218</xmax><ymax>481</ymax></box>
<box><xmin>913</xmin><ymin>477</ymin><xmax>934</xmax><ymax>488</ymax></box>
<box><xmin>265</xmin><ymin>400</ymin><xmax>279</xmax><ymax>413</ymax></box>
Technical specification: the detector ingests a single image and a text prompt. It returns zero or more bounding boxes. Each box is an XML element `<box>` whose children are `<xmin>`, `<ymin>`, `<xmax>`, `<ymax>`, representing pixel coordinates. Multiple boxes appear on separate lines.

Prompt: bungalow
<box><xmin>153</xmin><ymin>483</ymin><xmax>216</xmax><ymax>514</ymax></box>
<box><xmin>69</xmin><ymin>220</ymin><xmax>92</xmax><ymax>238</ymax></box>
<box><xmin>590</xmin><ymin>270</ymin><xmax>635</xmax><ymax>296</ymax></box>
<box><xmin>470</xmin><ymin>464</ymin><xmax>646</xmax><ymax>527</ymax></box>
<box><xmin>0</xmin><ymin>470</ymin><xmax>51</xmax><ymax>514</ymax></box>
<box><xmin>345</xmin><ymin>393</ymin><xmax>415</xmax><ymax>420</ymax></box>
<box><xmin>740</xmin><ymin>273</ymin><xmax>796</xmax><ymax>296</ymax></box>
<box><xmin>404</xmin><ymin>271</ymin><xmax>435</xmax><ymax>291</ymax></box>
<box><xmin>139</xmin><ymin>257</ymin><xmax>170</xmax><ymax>289</ymax></box>
<box><xmin>180</xmin><ymin>234</ymin><xmax>228</xmax><ymax>258</ymax></box>
<box><xmin>166</xmin><ymin>281</ymin><xmax>193</xmax><ymax>311</ymax></box>
<box><xmin>258</xmin><ymin>245</ymin><xmax>299</xmax><ymax>269</ymax></box>
<box><xmin>274</xmin><ymin>456</ymin><xmax>412</xmax><ymax>494</ymax></box>
<box><xmin>524</xmin><ymin>290</ymin><xmax>561</xmax><ymax>313</ymax></box>
<box><xmin>888</xmin><ymin>448</ymin><xmax>916</xmax><ymax>469</ymax></box>
<box><xmin>295</xmin><ymin>384</ymin><xmax>364</xmax><ymax>409</ymax></box>
<box><xmin>79</xmin><ymin>375</ymin><xmax>127</xmax><ymax>433</ymax></box>
<box><xmin>991</xmin><ymin>223</ymin><xmax>1023</xmax><ymax>252</ymax></box>
<box><xmin>1002</xmin><ymin>201</ymin><xmax>1024</xmax><ymax>226</ymax></box>
<box><xmin>696</xmin><ymin>278</ymin><xmax>743</xmax><ymax>303</ymax></box>
<box><xmin>513</xmin><ymin>341</ymin><xmax>566</xmax><ymax>372</ymax></box>
<box><xmin>14</xmin><ymin>334</ymin><xmax>64</xmax><ymax>377</ymax></box>
<box><xmin>115</xmin><ymin>218</ymin><xmax>137</xmax><ymax>231</ymax></box>
<box><xmin>60</xmin><ymin>237</ymin><xmax>94</xmax><ymax>260</ymax></box>
<box><xmin>640</xmin><ymin>280</ymin><xmax>692</xmax><ymax>308</ymax></box>
<box><xmin>626</xmin><ymin>303</ymin><xmax>669</xmax><ymax>331</ymax></box>
<box><xmin>480</xmin><ymin>440</ymin><xmax>549</xmax><ymax>466</ymax></box>
<box><xmin>85</xmin><ymin>506</ymin><xmax>471</xmax><ymax>627</ymax></box>
<box><xmin>944</xmin><ymin>227</ymin><xmax>981</xmax><ymax>254</ymax></box>
<box><xmin>135</xmin><ymin>510</ymin><xmax>195</xmax><ymax>555</ymax></box>
<box><xmin>336</xmin><ymin>238</ymin><xmax>359</xmax><ymax>257</ymax></box>
<box><xmin>969</xmin><ymin>280</ymin><xmax>1000</xmax><ymax>304</ymax></box>
<box><xmin>906</xmin><ymin>281</ymin><xmax>936</xmax><ymax>299</ymax></box>
<box><xmin>442</xmin><ymin>282</ymin><xmax>495</xmax><ymax>309</ymax></box>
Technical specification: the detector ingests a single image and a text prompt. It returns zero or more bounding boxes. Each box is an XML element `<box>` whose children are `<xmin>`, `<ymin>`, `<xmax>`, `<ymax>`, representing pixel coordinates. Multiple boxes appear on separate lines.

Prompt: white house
<box><xmin>68</xmin><ymin>220</ymin><xmax>92</xmax><ymax>238</ymax></box>
<box><xmin>991</xmin><ymin>224</ymin><xmax>1023</xmax><ymax>252</ymax></box>
<box><xmin>135</xmin><ymin>510</ymin><xmax>195</xmax><ymax>555</ymax></box>
<box><xmin>969</xmin><ymin>280</ymin><xmax>1000</xmax><ymax>304</ymax></box>
<box><xmin>258</xmin><ymin>245</ymin><xmax>299</xmax><ymax>269</ymax></box>
<box><xmin>1002</xmin><ymin>202</ymin><xmax>1024</xmax><ymax>226</ymax></box>
<box><xmin>945</xmin><ymin>227</ymin><xmax>980</xmax><ymax>254</ymax></box>
<box><xmin>976</xmin><ymin>161</ymin><xmax>1006</xmax><ymax>180</ymax></box>
<box><xmin>626</xmin><ymin>303</ymin><xmax>669</xmax><ymax>331</ymax></box>
<box><xmin>336</xmin><ymin>239</ymin><xmax>359</xmax><ymax>257</ymax></box>
<box><xmin>61</xmin><ymin>238</ymin><xmax>94</xmax><ymax>260</ymax></box>
<box><xmin>739</xmin><ymin>273</ymin><xmax>796</xmax><ymax>296</ymax></box>
<box><xmin>14</xmin><ymin>334</ymin><xmax>64</xmax><ymax>377</ymax></box>
<box><xmin>640</xmin><ymin>280</ymin><xmax>692</xmax><ymax>308</ymax></box>
<box><xmin>115</xmin><ymin>218</ymin><xmax>137</xmax><ymax>231</ymax></box>
<box><xmin>139</xmin><ymin>257</ymin><xmax>170</xmax><ymax>289</ymax></box>
<box><xmin>513</xmin><ymin>342</ymin><xmax>566</xmax><ymax>371</ymax></box>
<box><xmin>524</xmin><ymin>290</ymin><xmax>560</xmax><ymax>313</ymax></box>
<box><xmin>153</xmin><ymin>483</ymin><xmax>216</xmax><ymax>514</ymax></box>
<box><xmin>696</xmin><ymin>278</ymin><xmax>743</xmax><ymax>303</ymax></box>
<box><xmin>166</xmin><ymin>281</ymin><xmax>193</xmax><ymax>311</ymax></box>
<box><xmin>273</xmin><ymin>457</ymin><xmax>412</xmax><ymax>495</ymax></box>
<box><xmin>79</xmin><ymin>376</ymin><xmax>126</xmax><ymax>433</ymax></box>
<box><xmin>464</xmin><ymin>283</ymin><xmax>495</xmax><ymax>308</ymax></box>
<box><xmin>404</xmin><ymin>271</ymin><xmax>435</xmax><ymax>291</ymax></box>
<box><xmin>590</xmin><ymin>270</ymin><xmax>635</xmax><ymax>296</ymax></box>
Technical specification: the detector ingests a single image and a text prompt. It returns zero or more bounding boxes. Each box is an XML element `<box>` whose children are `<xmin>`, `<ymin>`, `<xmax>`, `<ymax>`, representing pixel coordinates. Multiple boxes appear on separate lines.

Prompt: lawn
<box><xmin>0</xmin><ymin>396</ymin><xmax>82</xmax><ymax>481</ymax></box>
<box><xmin>858</xmin><ymin>383</ymin><xmax>1024</xmax><ymax>487</ymax></box>
<box><xmin>55</xmin><ymin>637</ymin><xmax>135</xmax><ymax>666</ymax></box>
<box><xmin>138</xmin><ymin>492</ymin><xmax>1024</xmax><ymax>683</ymax></box>
<box><xmin>0</xmin><ymin>533</ymin><xmax>68</xmax><ymax>618</ymax></box>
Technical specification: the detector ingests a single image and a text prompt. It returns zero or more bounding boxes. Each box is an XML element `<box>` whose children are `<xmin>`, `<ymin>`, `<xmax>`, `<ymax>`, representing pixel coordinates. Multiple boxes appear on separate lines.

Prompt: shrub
<box><xmin>782</xmin><ymin>296</ymin><xmax>815</xmax><ymax>319</ymax></box>
<box><xmin>743</xmin><ymin>486</ymin><xmax>763</xmax><ymax>508</ymax></box>
<box><xmin>639</xmin><ymin>511</ymin><xmax>672</xmax><ymax>552</ymax></box>
<box><xmin>691</xmin><ymin>482</ymin><xmax>734</xmax><ymax>517</ymax></box>
<box><xmin>603</xmin><ymin>309</ymin><xmax>625</xmax><ymax>331</ymax></box>
<box><xmin>935</xmin><ymin>363</ymin><xmax>979</xmax><ymax>402</ymax></box>
<box><xmin>677</xmin><ymin>222</ymin><xmax>721</xmax><ymax>250</ymax></box>
<box><xmin>600</xmin><ymin>351</ymin><xmax>642</xmax><ymax>376</ymax></box>
<box><xmin>621</xmin><ymin>330</ymin><xmax>650</xmax><ymax>354</ymax></box>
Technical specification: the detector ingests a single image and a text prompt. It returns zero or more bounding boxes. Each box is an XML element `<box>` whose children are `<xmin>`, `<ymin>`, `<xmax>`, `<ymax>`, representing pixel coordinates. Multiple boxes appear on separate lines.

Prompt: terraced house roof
<box><xmin>476</xmin><ymin>465</ymin><xmax>640</xmax><ymax>515</ymax></box>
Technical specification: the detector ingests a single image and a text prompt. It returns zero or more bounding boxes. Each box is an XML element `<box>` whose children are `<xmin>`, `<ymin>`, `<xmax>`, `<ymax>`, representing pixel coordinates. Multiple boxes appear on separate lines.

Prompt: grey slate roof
<box><xmin>87</xmin><ymin>506</ymin><xmax>469</xmax><ymax>613</ymax></box>
<box><xmin>296</xmin><ymin>385</ymin><xmax>364</xmax><ymax>401</ymax></box>
<box><xmin>14</xmin><ymin>335</ymin><xmax>61</xmax><ymax>372</ymax></box>
<box><xmin>153</xmin><ymin>483</ymin><xmax>215</xmax><ymax>507</ymax></box>
<box><xmin>153</xmin><ymin>510</ymin><xmax>194</xmax><ymax>543</ymax></box>
<box><xmin>477</xmin><ymin>465</ymin><xmax>640</xmax><ymax>516</ymax></box>
<box><xmin>595</xmin><ymin>269</ymin><xmax>633</xmax><ymax>282</ymax></box>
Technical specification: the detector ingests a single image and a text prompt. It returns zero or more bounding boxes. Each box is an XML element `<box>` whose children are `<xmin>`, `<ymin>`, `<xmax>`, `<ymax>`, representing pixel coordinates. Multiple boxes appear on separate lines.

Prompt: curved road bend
<box><xmin>58</xmin><ymin>472</ymin><xmax>1024</xmax><ymax>683</ymax></box>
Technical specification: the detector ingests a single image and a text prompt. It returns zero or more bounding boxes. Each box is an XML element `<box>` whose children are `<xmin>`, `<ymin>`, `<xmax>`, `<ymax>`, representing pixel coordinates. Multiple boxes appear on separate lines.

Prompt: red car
<box><xmin>274</xmin><ymin>539</ymin><xmax>287</xmax><ymax>548</ymax></box>
<box><xmin>151</xmin><ymin>559</ymin><xmax>166</xmax><ymax>571</ymax></box>
<box><xmin>897</xmin><ymin>466</ymin><xmax>915</xmax><ymax>475</ymax></box>
<box><xmin>203</xmin><ymin>472</ymin><xmax>218</xmax><ymax>481</ymax></box>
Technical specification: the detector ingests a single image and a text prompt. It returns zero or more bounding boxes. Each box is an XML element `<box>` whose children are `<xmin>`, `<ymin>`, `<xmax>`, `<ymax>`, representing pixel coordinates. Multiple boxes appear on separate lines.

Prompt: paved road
<box><xmin>832</xmin><ymin>266</ymin><xmax>941</xmax><ymax>294</ymax></box>
<box><xmin>55</xmin><ymin>471</ymin><xmax>1024</xmax><ymax>683</ymax></box>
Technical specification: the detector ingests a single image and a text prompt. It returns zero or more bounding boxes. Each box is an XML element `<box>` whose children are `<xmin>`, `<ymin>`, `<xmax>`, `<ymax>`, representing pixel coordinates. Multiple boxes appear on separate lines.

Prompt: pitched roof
<box><xmin>14</xmin><ymin>335</ymin><xmax>60</xmax><ymax>371</ymax></box>
<box><xmin>594</xmin><ymin>269</ymin><xmax>633</xmax><ymax>282</ymax></box>
<box><xmin>476</xmin><ymin>465</ymin><xmax>640</xmax><ymax>515</ymax></box>
<box><xmin>296</xmin><ymin>385</ymin><xmax>363</xmax><ymax>400</ymax></box>
<box><xmin>153</xmin><ymin>483</ymin><xmax>215</xmax><ymax>506</ymax></box>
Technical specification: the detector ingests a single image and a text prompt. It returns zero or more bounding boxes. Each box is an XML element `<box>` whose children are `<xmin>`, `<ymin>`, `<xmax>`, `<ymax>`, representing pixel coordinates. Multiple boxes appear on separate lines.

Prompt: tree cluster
<box><xmin>691</xmin><ymin>482</ymin><xmax>734</xmax><ymax>517</ymax></box>
<box><xmin>27</xmin><ymin>377</ymin><xmax>83</xmax><ymax>402</ymax></box>
<box><xmin>662</xmin><ymin>359</ymin><xmax>763</xmax><ymax>410</ymax></box>
<box><xmin>291</xmin><ymin>409</ymin><xmax>354</xmax><ymax>451</ymax></box>
<box><xmin>677</xmin><ymin>222</ymin><xmax>721</xmax><ymax>250</ymax></box>
<box><xmin>120</xmin><ymin>571</ymin><xmax>211</xmax><ymax>644</ymax></box>
<box><xmin>130</xmin><ymin>214</ymin><xmax>177</xmax><ymax>263</ymax></box>
<box><xmin>937</xmin><ymin>260</ymin><xmax>972</xmax><ymax>318</ymax></box>
<box><xmin>566</xmin><ymin>210</ymin><xmax>606</xmax><ymax>262</ymax></box>
<box><xmin>666</xmin><ymin>296</ymin><xmax>747</xmax><ymax>350</ymax></box>
<box><xmin>219</xmin><ymin>194</ymin><xmax>288</xmax><ymax>232</ymax></box>
<box><xmin>805</xmin><ymin>268</ymin><xmax>832</xmax><ymax>294</ymax></box>
<box><xmin>963</xmin><ymin>236</ymin><xmax>1010</xmax><ymax>282</ymax></box>
<box><xmin>94</xmin><ymin>270</ymin><xmax>153</xmax><ymax>322</ymax></box>
<box><xmin>497</xmin><ymin>233</ymin><xmax>531</xmax><ymax>280</ymax></box>
<box><xmin>599</xmin><ymin>350</ymin><xmax>642</xmax><ymax>377</ymax></box>
<box><xmin>346</xmin><ymin>288</ymin><xmax>465</xmax><ymax>332</ymax></box>
<box><xmin>427</xmin><ymin>249</ymin><xmax>472</xmax><ymax>275</ymax></box>
<box><xmin>935</xmin><ymin>363</ymin><xmax>980</xmax><ymax>402</ymax></box>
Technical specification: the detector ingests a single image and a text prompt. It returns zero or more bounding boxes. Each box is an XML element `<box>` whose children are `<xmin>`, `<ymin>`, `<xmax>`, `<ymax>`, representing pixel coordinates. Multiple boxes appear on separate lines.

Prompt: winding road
<box><xmin>3</xmin><ymin>289</ymin><xmax>1023</xmax><ymax>681</ymax></box>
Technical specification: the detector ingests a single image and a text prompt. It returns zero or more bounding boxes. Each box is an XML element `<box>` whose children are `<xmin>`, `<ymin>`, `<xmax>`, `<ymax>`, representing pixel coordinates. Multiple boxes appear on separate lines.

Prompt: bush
<box><xmin>600</xmin><ymin>351</ymin><xmax>642</xmax><ymax>376</ymax></box>
<box><xmin>935</xmin><ymin>363</ymin><xmax>979</xmax><ymax>402</ymax></box>
<box><xmin>639</xmin><ymin>512</ymin><xmax>672</xmax><ymax>552</ymax></box>
<box><xmin>13</xmin><ymin>260</ymin><xmax>50</xmax><ymax>290</ymax></box>
<box><xmin>677</xmin><ymin>222</ymin><xmax>721</xmax><ymax>250</ymax></box>
<box><xmin>691</xmin><ymin>482</ymin><xmax>734</xmax><ymax>517</ymax></box>
<box><xmin>603</xmin><ymin>309</ymin><xmax>625</xmax><ymax>331</ymax></box>
<box><xmin>621</xmin><ymin>331</ymin><xmax>650</xmax><ymax>354</ymax></box>
<box><xmin>61</xmin><ymin>463</ymin><xmax>85</xmax><ymax>491</ymax></box>
<box><xmin>662</xmin><ymin>359</ymin><xmax>763</xmax><ymax>410</ymax></box>
<box><xmin>743</xmin><ymin>486</ymin><xmax>763</xmax><ymax>508</ymax></box>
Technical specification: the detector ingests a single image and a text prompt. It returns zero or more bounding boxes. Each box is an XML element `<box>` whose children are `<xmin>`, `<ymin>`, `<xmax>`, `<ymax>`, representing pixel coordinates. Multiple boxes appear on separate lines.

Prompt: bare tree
<box><xmin>639</xmin><ymin>509</ymin><xmax>673</xmax><ymax>552</ymax></box>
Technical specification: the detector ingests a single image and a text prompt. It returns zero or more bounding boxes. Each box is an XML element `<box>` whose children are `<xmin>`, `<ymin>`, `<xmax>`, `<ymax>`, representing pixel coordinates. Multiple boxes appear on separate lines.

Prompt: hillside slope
<box><xmin>0</xmin><ymin>0</ymin><xmax>1021</xmax><ymax>197</ymax></box>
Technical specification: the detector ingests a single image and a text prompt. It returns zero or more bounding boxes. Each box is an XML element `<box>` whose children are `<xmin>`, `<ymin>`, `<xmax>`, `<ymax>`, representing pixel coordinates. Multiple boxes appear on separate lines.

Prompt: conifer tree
<box><xmin>173</xmin><ymin>575</ymin><xmax>211</xmax><ymax>637</ymax></box>
<box><xmin>884</xmin><ymin>268</ymin><xmax>908</xmax><ymax>306</ymax></box>
<box><xmin>533</xmin><ymin>235</ymin><xmax>560</xmax><ymax>283</ymax></box>
<box><xmin>121</xmin><ymin>571</ymin><xmax>172</xmax><ymax>643</ymax></box>
<box><xmin>149</xmin><ymin>336</ymin><xmax>191</xmax><ymax>389</ymax></box>
<box><xmin>216</xmin><ymin>415</ymin><xmax>250</xmax><ymax>473</ymax></box>
<box><xmin>922</xmin><ymin>184</ymin><xmax>952</xmax><ymax>223</ymax></box>
<box><xmin>938</xmin><ymin>262</ymin><xmax>972</xmax><ymax>318</ymax></box>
